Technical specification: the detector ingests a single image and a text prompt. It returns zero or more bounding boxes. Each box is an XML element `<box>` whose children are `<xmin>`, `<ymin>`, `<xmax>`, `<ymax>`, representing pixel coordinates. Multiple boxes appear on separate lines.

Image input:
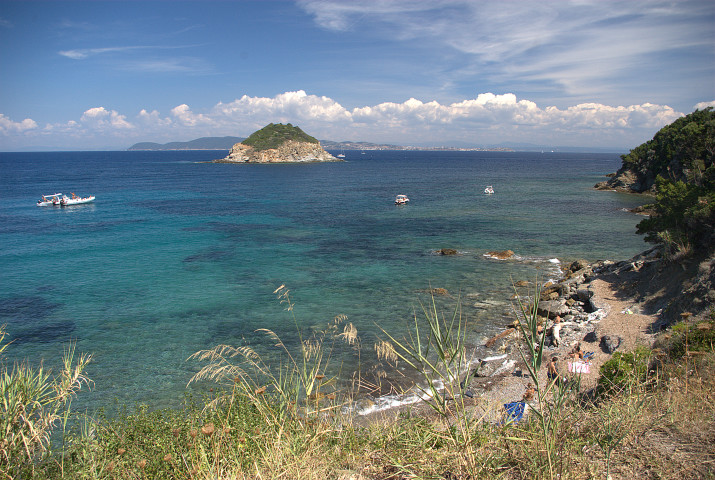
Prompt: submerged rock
<box><xmin>485</xmin><ymin>250</ymin><xmax>515</xmax><ymax>260</ymax></box>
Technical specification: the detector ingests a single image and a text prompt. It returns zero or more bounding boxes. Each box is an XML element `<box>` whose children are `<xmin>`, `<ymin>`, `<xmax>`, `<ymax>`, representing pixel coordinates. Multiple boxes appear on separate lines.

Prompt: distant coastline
<box><xmin>127</xmin><ymin>136</ymin><xmax>626</xmax><ymax>153</ymax></box>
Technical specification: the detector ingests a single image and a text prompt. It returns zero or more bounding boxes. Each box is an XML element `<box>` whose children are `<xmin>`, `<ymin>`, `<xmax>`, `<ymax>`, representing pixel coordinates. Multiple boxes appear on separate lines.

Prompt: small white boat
<box><xmin>484</xmin><ymin>185</ymin><xmax>494</xmax><ymax>195</ymax></box>
<box><xmin>37</xmin><ymin>193</ymin><xmax>63</xmax><ymax>206</ymax></box>
<box><xmin>395</xmin><ymin>194</ymin><xmax>409</xmax><ymax>205</ymax></box>
<box><xmin>60</xmin><ymin>193</ymin><xmax>95</xmax><ymax>206</ymax></box>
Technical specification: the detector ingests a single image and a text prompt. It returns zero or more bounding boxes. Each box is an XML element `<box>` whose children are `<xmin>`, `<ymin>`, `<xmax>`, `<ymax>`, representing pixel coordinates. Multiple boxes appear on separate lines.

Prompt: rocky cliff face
<box><xmin>214</xmin><ymin>140</ymin><xmax>340</xmax><ymax>164</ymax></box>
<box><xmin>594</xmin><ymin>167</ymin><xmax>654</xmax><ymax>194</ymax></box>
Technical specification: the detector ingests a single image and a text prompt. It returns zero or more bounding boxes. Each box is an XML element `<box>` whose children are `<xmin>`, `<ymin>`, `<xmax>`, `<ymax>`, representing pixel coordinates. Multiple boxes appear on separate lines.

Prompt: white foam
<box><xmin>482</xmin><ymin>353</ymin><xmax>508</xmax><ymax>362</ymax></box>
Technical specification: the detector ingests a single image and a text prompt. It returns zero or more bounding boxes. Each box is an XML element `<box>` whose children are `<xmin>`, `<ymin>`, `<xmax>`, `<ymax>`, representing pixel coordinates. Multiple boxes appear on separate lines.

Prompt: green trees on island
<box><xmin>241</xmin><ymin>123</ymin><xmax>319</xmax><ymax>151</ymax></box>
<box><xmin>627</xmin><ymin>107</ymin><xmax>715</xmax><ymax>254</ymax></box>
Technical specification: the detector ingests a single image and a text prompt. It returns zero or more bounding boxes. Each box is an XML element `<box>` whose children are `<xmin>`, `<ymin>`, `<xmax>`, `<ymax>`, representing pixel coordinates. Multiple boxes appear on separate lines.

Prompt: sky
<box><xmin>0</xmin><ymin>0</ymin><xmax>714</xmax><ymax>151</ymax></box>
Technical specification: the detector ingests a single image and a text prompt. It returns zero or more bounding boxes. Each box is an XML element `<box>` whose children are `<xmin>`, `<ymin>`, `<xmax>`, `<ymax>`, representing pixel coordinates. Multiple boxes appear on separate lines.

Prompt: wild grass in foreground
<box><xmin>3</xmin><ymin>297</ymin><xmax>714</xmax><ymax>479</ymax></box>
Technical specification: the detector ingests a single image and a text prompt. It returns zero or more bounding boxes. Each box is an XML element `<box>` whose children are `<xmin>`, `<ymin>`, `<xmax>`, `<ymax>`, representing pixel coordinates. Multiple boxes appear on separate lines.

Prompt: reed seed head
<box><xmin>255</xmin><ymin>385</ymin><xmax>266</xmax><ymax>395</ymax></box>
<box><xmin>117</xmin><ymin>447</ymin><xmax>126</xmax><ymax>455</ymax></box>
<box><xmin>164</xmin><ymin>454</ymin><xmax>172</xmax><ymax>462</ymax></box>
<box><xmin>201</xmin><ymin>423</ymin><xmax>215</xmax><ymax>436</ymax></box>
<box><xmin>137</xmin><ymin>459</ymin><xmax>146</xmax><ymax>469</ymax></box>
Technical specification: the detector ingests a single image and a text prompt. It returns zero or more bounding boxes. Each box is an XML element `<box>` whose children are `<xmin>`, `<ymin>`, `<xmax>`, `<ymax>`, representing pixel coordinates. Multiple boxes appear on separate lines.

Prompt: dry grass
<box><xmin>8</xmin><ymin>300</ymin><xmax>715</xmax><ymax>480</ymax></box>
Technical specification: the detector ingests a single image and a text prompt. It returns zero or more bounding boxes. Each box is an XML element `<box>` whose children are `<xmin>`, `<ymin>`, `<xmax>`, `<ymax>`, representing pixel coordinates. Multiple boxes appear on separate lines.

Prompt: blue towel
<box><xmin>503</xmin><ymin>401</ymin><xmax>526</xmax><ymax>423</ymax></box>
<box><xmin>583</xmin><ymin>352</ymin><xmax>595</xmax><ymax>360</ymax></box>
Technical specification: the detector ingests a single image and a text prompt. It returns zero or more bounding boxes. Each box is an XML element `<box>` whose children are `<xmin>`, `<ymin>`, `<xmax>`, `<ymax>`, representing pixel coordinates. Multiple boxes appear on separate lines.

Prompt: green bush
<box><xmin>597</xmin><ymin>345</ymin><xmax>652</xmax><ymax>397</ymax></box>
<box><xmin>666</xmin><ymin>318</ymin><xmax>715</xmax><ymax>358</ymax></box>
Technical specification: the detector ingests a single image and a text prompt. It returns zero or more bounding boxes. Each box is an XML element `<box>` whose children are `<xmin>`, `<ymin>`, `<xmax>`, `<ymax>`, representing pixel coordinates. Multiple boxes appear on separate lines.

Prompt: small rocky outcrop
<box><xmin>438</xmin><ymin>248</ymin><xmax>458</xmax><ymax>255</ymax></box>
<box><xmin>215</xmin><ymin>139</ymin><xmax>339</xmax><ymax>164</ymax></box>
<box><xmin>485</xmin><ymin>250</ymin><xmax>515</xmax><ymax>260</ymax></box>
<box><xmin>594</xmin><ymin>168</ymin><xmax>651</xmax><ymax>193</ymax></box>
<box><xmin>213</xmin><ymin>123</ymin><xmax>341</xmax><ymax>164</ymax></box>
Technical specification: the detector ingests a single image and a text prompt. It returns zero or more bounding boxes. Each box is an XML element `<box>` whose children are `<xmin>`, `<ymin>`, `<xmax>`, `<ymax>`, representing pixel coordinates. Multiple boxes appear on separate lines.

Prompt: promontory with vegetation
<box><xmin>2</xmin><ymin>111</ymin><xmax>714</xmax><ymax>479</ymax></box>
<box><xmin>213</xmin><ymin>123</ymin><xmax>340</xmax><ymax>163</ymax></box>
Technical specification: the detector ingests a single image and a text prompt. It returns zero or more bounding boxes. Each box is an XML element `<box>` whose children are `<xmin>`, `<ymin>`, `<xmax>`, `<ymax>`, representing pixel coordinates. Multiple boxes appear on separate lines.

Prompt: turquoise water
<box><xmin>0</xmin><ymin>150</ymin><xmax>646</xmax><ymax>411</ymax></box>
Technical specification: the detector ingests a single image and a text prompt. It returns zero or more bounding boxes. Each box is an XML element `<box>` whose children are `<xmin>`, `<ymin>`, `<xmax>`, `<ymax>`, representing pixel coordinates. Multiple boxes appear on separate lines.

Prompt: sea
<box><xmin>0</xmin><ymin>150</ymin><xmax>647</xmax><ymax>414</ymax></box>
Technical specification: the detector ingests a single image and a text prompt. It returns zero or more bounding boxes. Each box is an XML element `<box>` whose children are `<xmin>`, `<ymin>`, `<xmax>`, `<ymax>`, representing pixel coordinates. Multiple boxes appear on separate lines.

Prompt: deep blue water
<box><xmin>0</xmin><ymin>150</ymin><xmax>646</xmax><ymax>411</ymax></box>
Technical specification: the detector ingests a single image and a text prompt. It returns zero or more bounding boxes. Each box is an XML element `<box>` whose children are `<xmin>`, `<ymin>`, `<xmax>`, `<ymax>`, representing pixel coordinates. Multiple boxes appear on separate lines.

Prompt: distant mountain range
<box><xmin>128</xmin><ymin>136</ymin><xmax>245</xmax><ymax>150</ymax></box>
<box><xmin>128</xmin><ymin>136</ymin><xmax>625</xmax><ymax>153</ymax></box>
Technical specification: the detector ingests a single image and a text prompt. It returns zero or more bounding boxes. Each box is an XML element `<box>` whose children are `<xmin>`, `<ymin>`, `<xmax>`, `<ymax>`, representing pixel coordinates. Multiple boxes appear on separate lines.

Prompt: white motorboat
<box><xmin>37</xmin><ymin>193</ymin><xmax>63</xmax><ymax>206</ymax></box>
<box><xmin>60</xmin><ymin>193</ymin><xmax>95</xmax><ymax>206</ymax></box>
<box><xmin>484</xmin><ymin>185</ymin><xmax>495</xmax><ymax>195</ymax></box>
<box><xmin>395</xmin><ymin>194</ymin><xmax>409</xmax><ymax>205</ymax></box>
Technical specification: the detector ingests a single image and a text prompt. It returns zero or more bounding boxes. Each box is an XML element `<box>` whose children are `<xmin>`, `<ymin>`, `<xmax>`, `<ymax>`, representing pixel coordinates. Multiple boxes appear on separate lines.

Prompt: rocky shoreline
<box><xmin>359</xmin><ymin>247</ymin><xmax>673</xmax><ymax>424</ymax></box>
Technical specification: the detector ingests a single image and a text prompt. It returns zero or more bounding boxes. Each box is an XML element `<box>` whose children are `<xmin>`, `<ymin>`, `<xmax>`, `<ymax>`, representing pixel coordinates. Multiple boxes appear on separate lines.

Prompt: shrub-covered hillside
<box><xmin>241</xmin><ymin>123</ymin><xmax>319</xmax><ymax>151</ymax></box>
<box><xmin>629</xmin><ymin>108</ymin><xmax>715</xmax><ymax>252</ymax></box>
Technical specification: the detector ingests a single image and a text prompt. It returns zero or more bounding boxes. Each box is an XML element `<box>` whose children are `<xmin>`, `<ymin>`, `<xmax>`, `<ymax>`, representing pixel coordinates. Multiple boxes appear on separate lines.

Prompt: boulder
<box><xmin>583</xmin><ymin>331</ymin><xmax>598</xmax><ymax>343</ymax></box>
<box><xmin>568</xmin><ymin>259</ymin><xmax>590</xmax><ymax>272</ymax></box>
<box><xmin>537</xmin><ymin>300</ymin><xmax>571</xmax><ymax>319</ymax></box>
<box><xmin>600</xmin><ymin>334</ymin><xmax>622</xmax><ymax>353</ymax></box>
<box><xmin>438</xmin><ymin>248</ymin><xmax>458</xmax><ymax>255</ymax></box>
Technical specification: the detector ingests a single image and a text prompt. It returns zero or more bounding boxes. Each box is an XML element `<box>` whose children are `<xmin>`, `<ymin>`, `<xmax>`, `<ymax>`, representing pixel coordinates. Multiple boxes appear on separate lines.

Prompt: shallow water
<box><xmin>0</xmin><ymin>150</ymin><xmax>646</xmax><ymax>412</ymax></box>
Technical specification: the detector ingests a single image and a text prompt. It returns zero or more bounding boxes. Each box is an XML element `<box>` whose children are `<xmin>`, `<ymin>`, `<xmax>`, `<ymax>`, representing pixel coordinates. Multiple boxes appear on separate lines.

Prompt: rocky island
<box><xmin>213</xmin><ymin>123</ymin><xmax>341</xmax><ymax>164</ymax></box>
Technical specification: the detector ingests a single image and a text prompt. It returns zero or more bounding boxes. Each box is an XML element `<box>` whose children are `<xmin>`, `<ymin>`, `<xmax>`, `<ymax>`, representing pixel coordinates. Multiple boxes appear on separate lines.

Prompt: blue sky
<box><xmin>1</xmin><ymin>0</ymin><xmax>713</xmax><ymax>151</ymax></box>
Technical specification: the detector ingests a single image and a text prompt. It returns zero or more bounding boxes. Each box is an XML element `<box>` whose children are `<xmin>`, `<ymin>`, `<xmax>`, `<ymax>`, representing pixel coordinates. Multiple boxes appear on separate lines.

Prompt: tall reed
<box><xmin>376</xmin><ymin>291</ymin><xmax>484</xmax><ymax>460</ymax></box>
<box><xmin>0</xmin><ymin>326</ymin><xmax>92</xmax><ymax>478</ymax></box>
<box><xmin>511</xmin><ymin>280</ymin><xmax>580</xmax><ymax>479</ymax></box>
<box><xmin>188</xmin><ymin>285</ymin><xmax>354</xmax><ymax>426</ymax></box>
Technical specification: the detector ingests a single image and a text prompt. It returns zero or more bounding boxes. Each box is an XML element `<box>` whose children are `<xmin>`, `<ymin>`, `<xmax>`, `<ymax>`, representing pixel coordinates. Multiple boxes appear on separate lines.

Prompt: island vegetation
<box><xmin>2</xmin><ymin>111</ymin><xmax>714</xmax><ymax>479</ymax></box>
<box><xmin>241</xmin><ymin>123</ymin><xmax>319</xmax><ymax>151</ymax></box>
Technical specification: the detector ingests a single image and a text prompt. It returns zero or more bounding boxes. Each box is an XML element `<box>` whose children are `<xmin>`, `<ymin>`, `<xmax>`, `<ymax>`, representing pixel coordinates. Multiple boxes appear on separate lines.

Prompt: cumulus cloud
<box><xmin>81</xmin><ymin>107</ymin><xmax>133</xmax><ymax>129</ymax></box>
<box><xmin>171</xmin><ymin>104</ymin><xmax>214</xmax><ymax>126</ymax></box>
<box><xmin>137</xmin><ymin>109</ymin><xmax>172</xmax><ymax>126</ymax></box>
<box><xmin>694</xmin><ymin>101</ymin><xmax>715</xmax><ymax>110</ymax></box>
<box><xmin>0</xmin><ymin>92</ymin><xmax>690</xmax><ymax>149</ymax></box>
<box><xmin>0</xmin><ymin>114</ymin><xmax>38</xmax><ymax>133</ymax></box>
<box><xmin>214</xmin><ymin>90</ymin><xmax>350</xmax><ymax>123</ymax></box>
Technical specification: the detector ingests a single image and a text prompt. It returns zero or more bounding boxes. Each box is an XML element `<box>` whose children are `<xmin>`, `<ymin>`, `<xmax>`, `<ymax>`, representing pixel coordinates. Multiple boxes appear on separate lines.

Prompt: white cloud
<box><xmin>171</xmin><ymin>104</ymin><xmax>214</xmax><ymax>126</ymax></box>
<box><xmin>137</xmin><ymin>109</ymin><xmax>172</xmax><ymax>126</ymax></box>
<box><xmin>59</xmin><ymin>46</ymin><xmax>150</xmax><ymax>60</ymax></box>
<box><xmin>214</xmin><ymin>91</ymin><xmax>350</xmax><ymax>123</ymax></box>
<box><xmin>0</xmin><ymin>92</ymin><xmax>690</xmax><ymax>149</ymax></box>
<box><xmin>0</xmin><ymin>114</ymin><xmax>37</xmax><ymax>133</ymax></box>
<box><xmin>81</xmin><ymin>107</ymin><xmax>133</xmax><ymax>129</ymax></box>
<box><xmin>694</xmin><ymin>101</ymin><xmax>715</xmax><ymax>110</ymax></box>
